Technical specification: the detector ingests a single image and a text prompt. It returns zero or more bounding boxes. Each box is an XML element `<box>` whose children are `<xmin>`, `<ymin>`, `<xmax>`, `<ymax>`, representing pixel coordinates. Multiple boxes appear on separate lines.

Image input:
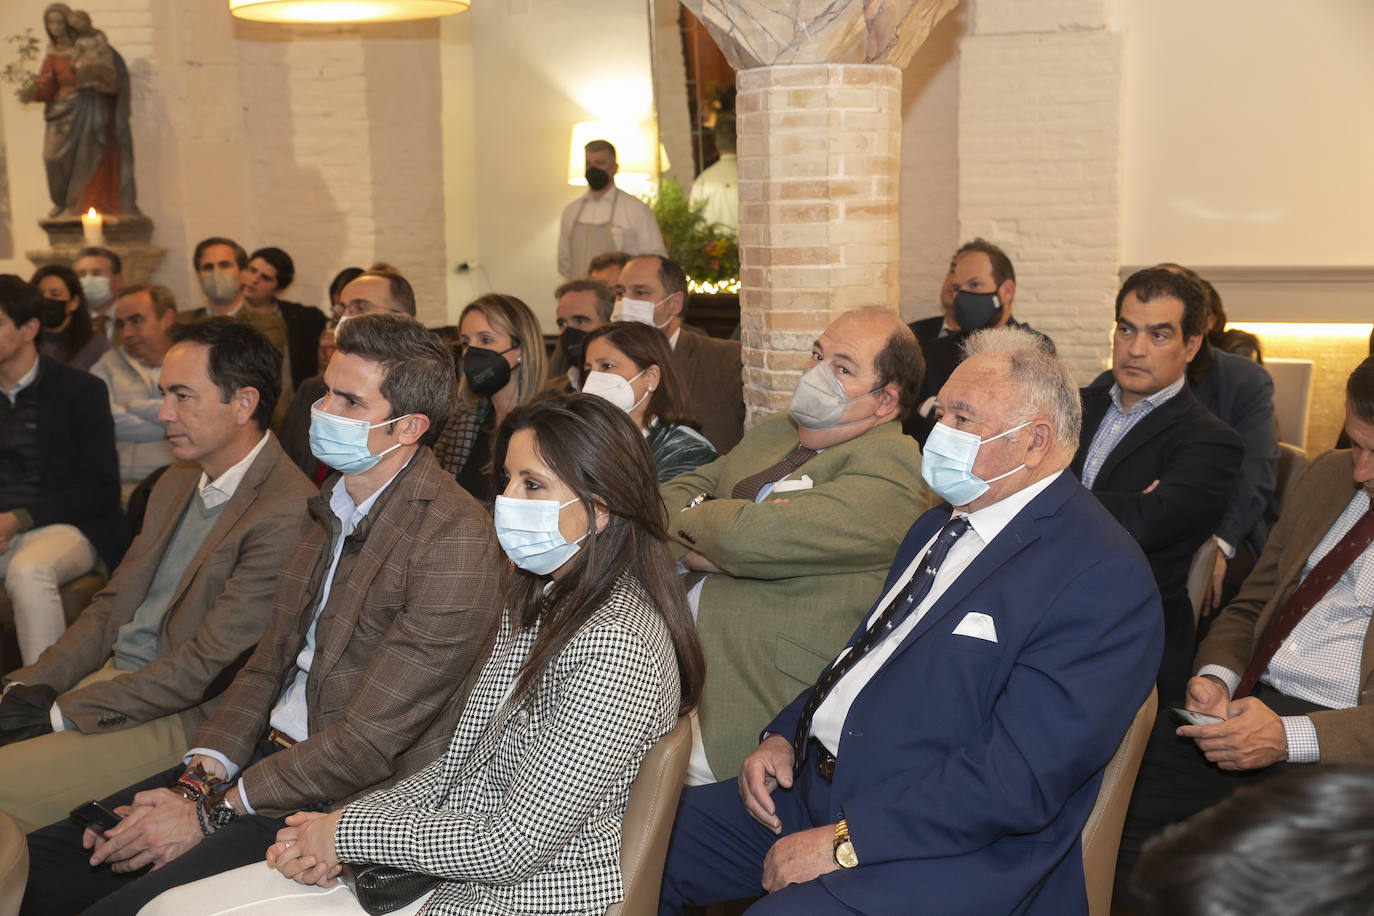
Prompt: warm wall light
<box><xmin>568</xmin><ymin>120</ymin><xmax>663</xmax><ymax>196</ymax></box>
<box><xmin>229</xmin><ymin>0</ymin><xmax>468</xmax><ymax>23</ymax></box>
<box><xmin>1229</xmin><ymin>322</ymin><xmax>1374</xmax><ymax>340</ymax></box>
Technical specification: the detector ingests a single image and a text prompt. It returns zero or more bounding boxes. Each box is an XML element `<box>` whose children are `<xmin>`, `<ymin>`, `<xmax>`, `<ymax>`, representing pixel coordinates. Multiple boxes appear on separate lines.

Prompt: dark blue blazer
<box><xmin>767</xmin><ymin>472</ymin><xmax>1163</xmax><ymax>915</ymax></box>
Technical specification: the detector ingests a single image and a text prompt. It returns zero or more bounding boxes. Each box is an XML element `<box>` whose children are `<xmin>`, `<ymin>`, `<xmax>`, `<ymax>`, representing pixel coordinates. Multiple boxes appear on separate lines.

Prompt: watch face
<box><xmin>835</xmin><ymin>839</ymin><xmax>858</xmax><ymax>868</ymax></box>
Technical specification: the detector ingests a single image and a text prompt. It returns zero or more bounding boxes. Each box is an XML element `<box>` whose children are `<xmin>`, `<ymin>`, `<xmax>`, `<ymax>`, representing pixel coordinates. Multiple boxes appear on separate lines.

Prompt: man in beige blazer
<box><xmin>0</xmin><ymin>319</ymin><xmax>314</xmax><ymax>833</ymax></box>
<box><xmin>1114</xmin><ymin>354</ymin><xmax>1374</xmax><ymax>900</ymax></box>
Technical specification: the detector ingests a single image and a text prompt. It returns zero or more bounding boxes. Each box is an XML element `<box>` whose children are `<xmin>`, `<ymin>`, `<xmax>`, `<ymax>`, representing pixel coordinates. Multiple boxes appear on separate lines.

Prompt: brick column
<box><xmin>736</xmin><ymin>64</ymin><xmax>901</xmax><ymax>420</ymax></box>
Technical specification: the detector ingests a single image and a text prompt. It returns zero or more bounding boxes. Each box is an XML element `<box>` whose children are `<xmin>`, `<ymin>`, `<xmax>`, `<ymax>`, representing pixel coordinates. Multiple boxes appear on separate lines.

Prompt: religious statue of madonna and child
<box><xmin>24</xmin><ymin>4</ymin><xmax>140</xmax><ymax>218</ymax></box>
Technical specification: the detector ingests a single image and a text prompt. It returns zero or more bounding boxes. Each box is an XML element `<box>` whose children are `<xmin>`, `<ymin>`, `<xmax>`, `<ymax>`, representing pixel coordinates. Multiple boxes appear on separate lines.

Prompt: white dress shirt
<box><xmin>810</xmin><ymin>471</ymin><xmax>1064</xmax><ymax>754</ymax></box>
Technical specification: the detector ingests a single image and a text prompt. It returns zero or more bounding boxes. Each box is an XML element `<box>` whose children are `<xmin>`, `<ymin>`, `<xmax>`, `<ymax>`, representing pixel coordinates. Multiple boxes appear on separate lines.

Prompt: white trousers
<box><xmin>140</xmin><ymin>862</ymin><xmax>431</xmax><ymax>916</ymax></box>
<box><xmin>0</xmin><ymin>523</ymin><xmax>98</xmax><ymax>664</ymax></box>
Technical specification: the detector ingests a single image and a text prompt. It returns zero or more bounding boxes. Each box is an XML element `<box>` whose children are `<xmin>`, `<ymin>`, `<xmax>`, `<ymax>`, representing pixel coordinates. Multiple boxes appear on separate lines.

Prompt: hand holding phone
<box><xmin>1169</xmin><ymin>706</ymin><xmax>1224</xmax><ymax>727</ymax></box>
<box><xmin>70</xmin><ymin>799</ymin><xmax>123</xmax><ymax>833</ymax></box>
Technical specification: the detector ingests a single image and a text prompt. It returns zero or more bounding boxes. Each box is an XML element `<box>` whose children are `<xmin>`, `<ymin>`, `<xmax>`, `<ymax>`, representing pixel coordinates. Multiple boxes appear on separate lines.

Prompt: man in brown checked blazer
<box><xmin>1114</xmin><ymin>354</ymin><xmax>1374</xmax><ymax>903</ymax></box>
<box><xmin>21</xmin><ymin>314</ymin><xmax>505</xmax><ymax>916</ymax></box>
<box><xmin>0</xmin><ymin>320</ymin><xmax>313</xmax><ymax>834</ymax></box>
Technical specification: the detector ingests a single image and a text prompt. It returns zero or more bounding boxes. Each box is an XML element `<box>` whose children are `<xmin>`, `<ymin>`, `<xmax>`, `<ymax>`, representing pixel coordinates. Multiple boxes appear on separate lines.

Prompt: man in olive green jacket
<box><xmin>662</xmin><ymin>308</ymin><xmax>931</xmax><ymax>781</ymax></box>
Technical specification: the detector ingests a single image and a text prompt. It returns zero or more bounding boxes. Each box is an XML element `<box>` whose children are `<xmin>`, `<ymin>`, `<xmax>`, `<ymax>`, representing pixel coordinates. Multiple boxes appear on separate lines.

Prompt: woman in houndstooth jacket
<box><xmin>143</xmin><ymin>394</ymin><xmax>705</xmax><ymax>916</ymax></box>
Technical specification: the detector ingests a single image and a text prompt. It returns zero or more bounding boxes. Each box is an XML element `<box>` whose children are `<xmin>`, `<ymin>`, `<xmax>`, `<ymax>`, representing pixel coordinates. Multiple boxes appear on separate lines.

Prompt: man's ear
<box><xmin>1021</xmin><ymin>418</ymin><xmax>1055</xmax><ymax>470</ymax></box>
<box><xmin>232</xmin><ymin>387</ymin><xmax>261</xmax><ymax>426</ymax></box>
<box><xmin>1183</xmin><ymin>333</ymin><xmax>1204</xmax><ymax>363</ymax></box>
<box><xmin>874</xmin><ymin>383</ymin><xmax>900</xmax><ymax>420</ymax></box>
<box><xmin>666</xmin><ymin>292</ymin><xmax>685</xmax><ymax>318</ymax></box>
<box><xmin>396</xmin><ymin>413</ymin><xmax>431</xmax><ymax>446</ymax></box>
<box><xmin>997</xmin><ymin>279</ymin><xmax>1015</xmax><ymax>312</ymax></box>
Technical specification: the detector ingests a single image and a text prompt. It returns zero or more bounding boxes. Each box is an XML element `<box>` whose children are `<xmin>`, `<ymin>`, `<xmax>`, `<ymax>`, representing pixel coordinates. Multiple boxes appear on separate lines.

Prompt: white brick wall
<box><xmin>0</xmin><ymin>1</ymin><xmax>446</xmax><ymax>324</ymax></box>
<box><xmin>958</xmin><ymin>0</ymin><xmax>1122</xmax><ymax>382</ymax></box>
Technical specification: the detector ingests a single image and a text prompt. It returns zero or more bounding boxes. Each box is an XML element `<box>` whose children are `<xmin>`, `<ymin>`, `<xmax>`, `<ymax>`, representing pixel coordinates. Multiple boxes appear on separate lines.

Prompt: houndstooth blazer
<box><xmin>333</xmin><ymin>575</ymin><xmax>681</xmax><ymax>916</ymax></box>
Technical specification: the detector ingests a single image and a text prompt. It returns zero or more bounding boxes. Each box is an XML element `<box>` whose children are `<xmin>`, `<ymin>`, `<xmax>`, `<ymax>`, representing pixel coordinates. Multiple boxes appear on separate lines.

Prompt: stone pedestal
<box><xmin>28</xmin><ymin>214</ymin><xmax>167</xmax><ymax>286</ymax></box>
<box><xmin>736</xmin><ymin>63</ymin><xmax>901</xmax><ymax>419</ymax></box>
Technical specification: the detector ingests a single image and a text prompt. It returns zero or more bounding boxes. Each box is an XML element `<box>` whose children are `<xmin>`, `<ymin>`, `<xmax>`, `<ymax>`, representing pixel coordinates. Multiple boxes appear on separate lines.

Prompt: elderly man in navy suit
<box><xmin>660</xmin><ymin>325</ymin><xmax>1162</xmax><ymax>915</ymax></box>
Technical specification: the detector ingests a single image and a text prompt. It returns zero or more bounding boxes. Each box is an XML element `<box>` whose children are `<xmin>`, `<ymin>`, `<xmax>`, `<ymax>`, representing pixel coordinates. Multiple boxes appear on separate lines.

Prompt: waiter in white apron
<box><xmin>557</xmin><ymin>138</ymin><xmax>667</xmax><ymax>279</ymax></box>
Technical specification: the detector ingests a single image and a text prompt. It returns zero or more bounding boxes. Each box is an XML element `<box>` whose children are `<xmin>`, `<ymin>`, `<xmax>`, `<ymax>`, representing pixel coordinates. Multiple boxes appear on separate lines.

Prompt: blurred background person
<box><xmin>31</xmin><ymin>264</ymin><xmax>108</xmax><ymax>371</ymax></box>
<box><xmin>434</xmin><ymin>294</ymin><xmax>545</xmax><ymax>503</ymax></box>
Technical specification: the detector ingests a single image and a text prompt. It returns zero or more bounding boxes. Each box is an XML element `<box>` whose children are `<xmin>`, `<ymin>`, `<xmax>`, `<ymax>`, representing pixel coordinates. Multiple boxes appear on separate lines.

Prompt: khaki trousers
<box><xmin>0</xmin><ymin>663</ymin><xmax>188</xmax><ymax>833</ymax></box>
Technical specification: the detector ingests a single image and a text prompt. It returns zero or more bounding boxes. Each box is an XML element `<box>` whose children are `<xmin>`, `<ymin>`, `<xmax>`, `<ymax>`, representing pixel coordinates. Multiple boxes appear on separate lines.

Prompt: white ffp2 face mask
<box><xmin>617</xmin><ymin>297</ymin><xmax>671</xmax><ymax>329</ymax></box>
<box><xmin>582</xmin><ymin>369</ymin><xmax>649</xmax><ymax>415</ymax></box>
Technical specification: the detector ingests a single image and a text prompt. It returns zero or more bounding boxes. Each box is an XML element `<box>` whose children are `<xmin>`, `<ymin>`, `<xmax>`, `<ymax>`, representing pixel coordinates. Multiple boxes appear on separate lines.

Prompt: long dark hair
<box><xmin>30</xmin><ymin>264</ymin><xmax>94</xmax><ymax>361</ymax></box>
<box><xmin>582</xmin><ymin>321</ymin><xmax>702</xmax><ymax>430</ymax></box>
<box><xmin>494</xmin><ymin>394</ymin><xmax>704</xmax><ymax>714</ymax></box>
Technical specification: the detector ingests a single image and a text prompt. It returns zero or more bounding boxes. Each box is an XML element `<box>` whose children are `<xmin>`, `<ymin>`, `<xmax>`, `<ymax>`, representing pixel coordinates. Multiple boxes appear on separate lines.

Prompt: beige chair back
<box><xmin>0</xmin><ymin>808</ymin><xmax>27</xmax><ymax>916</ymax></box>
<box><xmin>1082</xmin><ymin>687</ymin><xmax>1157</xmax><ymax>916</ymax></box>
<box><xmin>1276</xmin><ymin>441</ymin><xmax>1308</xmax><ymax>513</ymax></box>
<box><xmin>1186</xmin><ymin>537</ymin><xmax>1219</xmax><ymax>625</ymax></box>
<box><xmin>605</xmin><ymin>716</ymin><xmax>691</xmax><ymax>916</ymax></box>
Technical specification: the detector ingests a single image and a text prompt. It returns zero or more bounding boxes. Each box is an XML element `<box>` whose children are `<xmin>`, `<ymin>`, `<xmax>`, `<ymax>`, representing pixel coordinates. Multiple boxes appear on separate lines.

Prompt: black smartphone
<box><xmin>69</xmin><ymin>799</ymin><xmax>123</xmax><ymax>832</ymax></box>
<box><xmin>1169</xmin><ymin>706</ymin><xmax>1224</xmax><ymax>727</ymax></box>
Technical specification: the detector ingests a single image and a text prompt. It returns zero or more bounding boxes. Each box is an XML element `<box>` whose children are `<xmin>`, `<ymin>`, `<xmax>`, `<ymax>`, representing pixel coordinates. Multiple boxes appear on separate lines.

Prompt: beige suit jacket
<box><xmin>7</xmin><ymin>434</ymin><xmax>316</xmax><ymax>743</ymax></box>
<box><xmin>1196</xmin><ymin>449</ymin><xmax>1374</xmax><ymax>762</ymax></box>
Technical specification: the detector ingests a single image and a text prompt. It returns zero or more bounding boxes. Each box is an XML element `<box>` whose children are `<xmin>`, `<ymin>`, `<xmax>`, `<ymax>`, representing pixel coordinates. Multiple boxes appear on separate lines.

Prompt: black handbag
<box><xmin>338</xmin><ymin>863</ymin><xmax>441</xmax><ymax>915</ymax></box>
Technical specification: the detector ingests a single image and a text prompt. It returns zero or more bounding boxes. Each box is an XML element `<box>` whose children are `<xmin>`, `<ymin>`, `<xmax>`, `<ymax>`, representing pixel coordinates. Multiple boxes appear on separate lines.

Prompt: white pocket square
<box><xmin>952</xmin><ymin>611</ymin><xmax>998</xmax><ymax>643</ymax></box>
<box><xmin>770</xmin><ymin>474</ymin><xmax>814</xmax><ymax>494</ymax></box>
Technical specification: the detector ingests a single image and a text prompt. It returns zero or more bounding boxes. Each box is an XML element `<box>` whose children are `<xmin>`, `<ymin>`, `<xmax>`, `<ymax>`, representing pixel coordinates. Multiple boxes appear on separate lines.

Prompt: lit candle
<box><xmin>82</xmin><ymin>208</ymin><xmax>103</xmax><ymax>245</ymax></box>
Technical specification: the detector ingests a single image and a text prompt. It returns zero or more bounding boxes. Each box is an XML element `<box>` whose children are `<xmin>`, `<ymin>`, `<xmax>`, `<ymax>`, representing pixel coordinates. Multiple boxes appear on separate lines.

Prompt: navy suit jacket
<box><xmin>1073</xmin><ymin>380</ymin><xmax>1241</xmax><ymax>696</ymax></box>
<box><xmin>767</xmin><ymin>472</ymin><xmax>1163</xmax><ymax>915</ymax></box>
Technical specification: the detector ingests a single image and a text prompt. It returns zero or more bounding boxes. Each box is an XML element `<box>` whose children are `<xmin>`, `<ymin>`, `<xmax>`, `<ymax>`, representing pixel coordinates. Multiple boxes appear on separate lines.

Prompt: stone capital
<box><xmin>682</xmin><ymin>0</ymin><xmax>959</xmax><ymax>70</ymax></box>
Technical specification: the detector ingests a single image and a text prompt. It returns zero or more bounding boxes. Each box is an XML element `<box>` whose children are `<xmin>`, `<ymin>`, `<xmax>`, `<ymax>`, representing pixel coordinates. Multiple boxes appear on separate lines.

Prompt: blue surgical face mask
<box><xmin>81</xmin><ymin>275</ymin><xmax>112</xmax><ymax>309</ymax></box>
<box><xmin>494</xmin><ymin>495</ymin><xmax>588</xmax><ymax>575</ymax></box>
<box><xmin>921</xmin><ymin>419</ymin><xmax>1030</xmax><ymax>506</ymax></box>
<box><xmin>308</xmin><ymin>399</ymin><xmax>412</xmax><ymax>475</ymax></box>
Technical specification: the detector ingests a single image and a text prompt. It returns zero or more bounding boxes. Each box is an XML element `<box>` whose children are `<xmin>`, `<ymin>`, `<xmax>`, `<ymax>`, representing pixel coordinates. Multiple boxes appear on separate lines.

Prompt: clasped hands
<box><xmin>83</xmin><ymin>757</ymin><xmax>232</xmax><ymax>873</ymax></box>
<box><xmin>738</xmin><ymin>735</ymin><xmax>838</xmax><ymax>894</ymax></box>
<box><xmin>1175</xmin><ymin>675</ymin><xmax>1288</xmax><ymax>770</ymax></box>
<box><xmin>266</xmin><ymin>809</ymin><xmax>345</xmax><ymax>887</ymax></box>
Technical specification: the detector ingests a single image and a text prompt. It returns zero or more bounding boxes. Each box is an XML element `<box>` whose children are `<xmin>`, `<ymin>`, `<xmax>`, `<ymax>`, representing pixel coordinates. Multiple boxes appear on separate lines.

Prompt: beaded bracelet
<box><xmin>176</xmin><ymin>762</ymin><xmax>222</xmax><ymax>801</ymax></box>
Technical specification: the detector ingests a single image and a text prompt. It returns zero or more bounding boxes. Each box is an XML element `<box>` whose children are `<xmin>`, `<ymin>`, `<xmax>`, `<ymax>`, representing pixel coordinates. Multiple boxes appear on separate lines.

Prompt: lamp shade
<box><xmin>229</xmin><ymin>0</ymin><xmax>468</xmax><ymax>23</ymax></box>
<box><xmin>568</xmin><ymin>120</ymin><xmax>661</xmax><ymax>193</ymax></box>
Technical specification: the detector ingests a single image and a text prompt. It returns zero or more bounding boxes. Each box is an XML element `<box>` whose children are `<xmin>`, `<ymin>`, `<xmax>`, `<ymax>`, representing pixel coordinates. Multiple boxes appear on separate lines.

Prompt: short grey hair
<box><xmin>962</xmin><ymin>325</ymin><xmax>1081</xmax><ymax>452</ymax></box>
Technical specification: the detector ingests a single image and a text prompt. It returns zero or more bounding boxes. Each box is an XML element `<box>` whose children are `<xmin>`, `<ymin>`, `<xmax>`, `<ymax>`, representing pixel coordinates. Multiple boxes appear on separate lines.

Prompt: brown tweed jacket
<box><xmin>6</xmin><ymin>435</ymin><xmax>315</xmax><ymax>742</ymax></box>
<box><xmin>672</xmin><ymin>331</ymin><xmax>744</xmax><ymax>454</ymax></box>
<box><xmin>1196</xmin><ymin>449</ymin><xmax>1374</xmax><ymax>762</ymax></box>
<box><xmin>190</xmin><ymin>446</ymin><xmax>504</xmax><ymax>817</ymax></box>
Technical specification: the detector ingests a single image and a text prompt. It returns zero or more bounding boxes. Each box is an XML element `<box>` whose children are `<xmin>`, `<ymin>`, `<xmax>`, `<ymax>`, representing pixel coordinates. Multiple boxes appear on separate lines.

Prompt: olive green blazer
<box><xmin>661</xmin><ymin>412</ymin><xmax>930</xmax><ymax>776</ymax></box>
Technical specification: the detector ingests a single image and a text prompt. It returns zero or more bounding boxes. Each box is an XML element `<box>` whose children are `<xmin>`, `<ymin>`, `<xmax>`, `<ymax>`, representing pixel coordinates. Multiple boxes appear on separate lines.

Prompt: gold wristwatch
<box><xmin>833</xmin><ymin>819</ymin><xmax>858</xmax><ymax>868</ymax></box>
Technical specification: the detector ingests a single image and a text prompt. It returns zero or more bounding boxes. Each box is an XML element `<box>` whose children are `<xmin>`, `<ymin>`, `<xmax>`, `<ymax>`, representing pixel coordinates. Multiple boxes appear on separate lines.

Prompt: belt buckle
<box><xmin>817</xmin><ymin>751</ymin><xmax>835</xmax><ymax>782</ymax></box>
<box><xmin>267</xmin><ymin>728</ymin><xmax>295</xmax><ymax>749</ymax></box>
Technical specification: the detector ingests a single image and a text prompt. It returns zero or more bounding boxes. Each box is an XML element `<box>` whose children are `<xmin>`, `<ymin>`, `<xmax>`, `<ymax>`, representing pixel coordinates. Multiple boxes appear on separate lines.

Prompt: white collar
<box><xmin>960</xmin><ymin>469</ymin><xmax>1063</xmax><ymax>547</ymax></box>
<box><xmin>328</xmin><ymin>451</ymin><xmax>414</xmax><ymax>530</ymax></box>
<box><xmin>198</xmin><ymin>431</ymin><xmax>271</xmax><ymax>509</ymax></box>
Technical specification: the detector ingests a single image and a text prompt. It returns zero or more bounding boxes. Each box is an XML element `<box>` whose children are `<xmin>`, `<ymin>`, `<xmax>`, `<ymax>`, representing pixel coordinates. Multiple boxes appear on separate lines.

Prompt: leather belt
<box><xmin>266</xmin><ymin>727</ymin><xmax>298</xmax><ymax>749</ymax></box>
<box><xmin>809</xmin><ymin>737</ymin><xmax>836</xmax><ymax>782</ymax></box>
